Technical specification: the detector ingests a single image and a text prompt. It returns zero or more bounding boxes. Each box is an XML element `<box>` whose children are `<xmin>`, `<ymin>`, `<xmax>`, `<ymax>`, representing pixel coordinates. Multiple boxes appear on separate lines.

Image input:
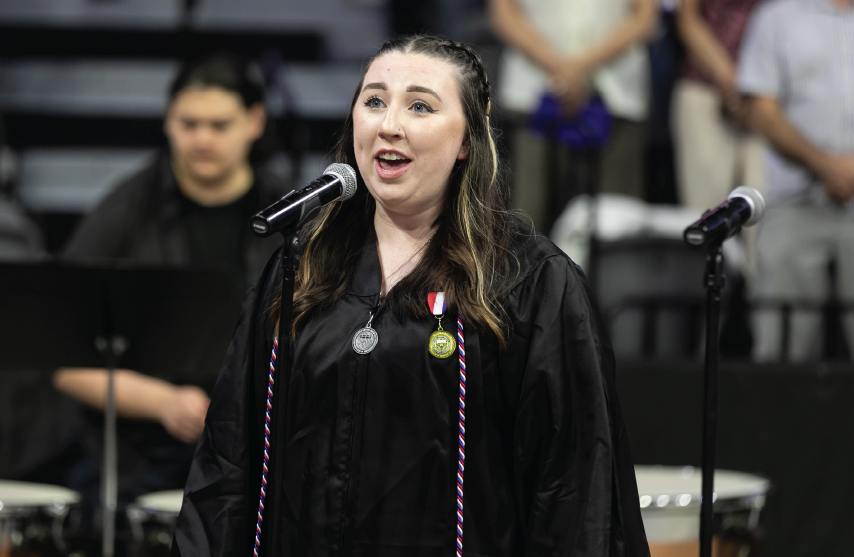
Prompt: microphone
<box><xmin>251</xmin><ymin>163</ymin><xmax>357</xmax><ymax>237</ymax></box>
<box><xmin>684</xmin><ymin>186</ymin><xmax>765</xmax><ymax>248</ymax></box>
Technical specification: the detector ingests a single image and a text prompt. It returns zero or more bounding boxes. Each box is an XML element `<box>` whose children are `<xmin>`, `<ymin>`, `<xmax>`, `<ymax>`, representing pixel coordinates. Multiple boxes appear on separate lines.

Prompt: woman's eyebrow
<box><xmin>407</xmin><ymin>85</ymin><xmax>441</xmax><ymax>101</ymax></box>
<box><xmin>361</xmin><ymin>82</ymin><xmax>441</xmax><ymax>102</ymax></box>
<box><xmin>362</xmin><ymin>82</ymin><xmax>386</xmax><ymax>92</ymax></box>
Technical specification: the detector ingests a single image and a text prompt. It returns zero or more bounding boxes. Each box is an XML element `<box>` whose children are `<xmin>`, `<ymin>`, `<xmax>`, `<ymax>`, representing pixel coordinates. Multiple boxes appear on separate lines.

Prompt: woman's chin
<box><xmin>374</xmin><ymin>198</ymin><xmax>446</xmax><ymax>222</ymax></box>
<box><xmin>373</xmin><ymin>195</ymin><xmax>413</xmax><ymax>214</ymax></box>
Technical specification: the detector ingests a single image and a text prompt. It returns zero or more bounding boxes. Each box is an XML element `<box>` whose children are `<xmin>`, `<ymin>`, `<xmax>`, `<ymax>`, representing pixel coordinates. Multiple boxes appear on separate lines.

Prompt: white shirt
<box><xmin>497</xmin><ymin>0</ymin><xmax>650</xmax><ymax>121</ymax></box>
<box><xmin>737</xmin><ymin>0</ymin><xmax>854</xmax><ymax>207</ymax></box>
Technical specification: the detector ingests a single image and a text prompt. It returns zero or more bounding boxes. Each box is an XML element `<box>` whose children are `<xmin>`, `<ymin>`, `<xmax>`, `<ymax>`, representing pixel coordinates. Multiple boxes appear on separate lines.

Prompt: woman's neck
<box><xmin>373</xmin><ymin>208</ymin><xmax>438</xmax><ymax>298</ymax></box>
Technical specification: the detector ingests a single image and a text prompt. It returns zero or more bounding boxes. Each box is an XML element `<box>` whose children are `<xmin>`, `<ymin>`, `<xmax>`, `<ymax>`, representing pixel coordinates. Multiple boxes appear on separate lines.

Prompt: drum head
<box><xmin>134</xmin><ymin>490</ymin><xmax>184</xmax><ymax>514</ymax></box>
<box><xmin>0</xmin><ymin>480</ymin><xmax>80</xmax><ymax>512</ymax></box>
<box><xmin>635</xmin><ymin>466</ymin><xmax>769</xmax><ymax>544</ymax></box>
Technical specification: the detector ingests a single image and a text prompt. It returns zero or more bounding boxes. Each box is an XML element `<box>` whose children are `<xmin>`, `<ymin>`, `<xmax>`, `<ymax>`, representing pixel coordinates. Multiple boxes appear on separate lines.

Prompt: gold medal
<box><xmin>427</xmin><ymin>292</ymin><xmax>455</xmax><ymax>358</ymax></box>
<box><xmin>429</xmin><ymin>329</ymin><xmax>456</xmax><ymax>358</ymax></box>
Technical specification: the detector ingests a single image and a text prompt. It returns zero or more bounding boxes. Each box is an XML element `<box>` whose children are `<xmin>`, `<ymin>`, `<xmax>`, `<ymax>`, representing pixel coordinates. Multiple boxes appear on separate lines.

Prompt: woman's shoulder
<box><xmin>498</xmin><ymin>216</ymin><xmax>603</xmax><ymax>333</ymax></box>
<box><xmin>502</xmin><ymin>214</ymin><xmax>586</xmax><ymax>292</ymax></box>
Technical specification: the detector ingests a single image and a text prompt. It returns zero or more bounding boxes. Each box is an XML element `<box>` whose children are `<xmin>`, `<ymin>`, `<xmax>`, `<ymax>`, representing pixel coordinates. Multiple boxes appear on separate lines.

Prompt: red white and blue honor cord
<box><xmin>455</xmin><ymin>313</ymin><xmax>466</xmax><ymax>557</ymax></box>
<box><xmin>253</xmin><ymin>338</ymin><xmax>277</xmax><ymax>557</ymax></box>
<box><xmin>428</xmin><ymin>291</ymin><xmax>467</xmax><ymax>556</ymax></box>
<box><xmin>253</xmin><ymin>315</ymin><xmax>467</xmax><ymax>556</ymax></box>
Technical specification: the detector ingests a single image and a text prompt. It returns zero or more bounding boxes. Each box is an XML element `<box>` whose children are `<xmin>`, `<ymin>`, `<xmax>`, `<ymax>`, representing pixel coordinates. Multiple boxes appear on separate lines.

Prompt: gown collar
<box><xmin>349</xmin><ymin>225</ymin><xmax>382</xmax><ymax>298</ymax></box>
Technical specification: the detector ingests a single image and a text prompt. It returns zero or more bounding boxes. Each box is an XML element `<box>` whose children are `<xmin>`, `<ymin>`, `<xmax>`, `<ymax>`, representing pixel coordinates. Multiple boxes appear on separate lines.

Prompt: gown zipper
<box><xmin>339</xmin><ymin>296</ymin><xmax>384</xmax><ymax>554</ymax></box>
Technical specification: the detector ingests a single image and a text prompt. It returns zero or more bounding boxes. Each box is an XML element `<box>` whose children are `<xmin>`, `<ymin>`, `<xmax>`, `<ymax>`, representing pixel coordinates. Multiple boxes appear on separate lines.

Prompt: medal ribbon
<box><xmin>428</xmin><ymin>291</ymin><xmax>448</xmax><ymax>316</ymax></box>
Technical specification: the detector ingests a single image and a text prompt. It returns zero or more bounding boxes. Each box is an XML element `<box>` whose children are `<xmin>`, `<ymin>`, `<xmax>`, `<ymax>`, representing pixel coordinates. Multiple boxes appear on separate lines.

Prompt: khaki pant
<box><xmin>672</xmin><ymin>79</ymin><xmax>766</xmax><ymax>275</ymax></box>
<box><xmin>509</xmin><ymin>114</ymin><xmax>646</xmax><ymax>235</ymax></box>
<box><xmin>672</xmin><ymin>79</ymin><xmax>766</xmax><ymax>211</ymax></box>
<box><xmin>752</xmin><ymin>204</ymin><xmax>854</xmax><ymax>362</ymax></box>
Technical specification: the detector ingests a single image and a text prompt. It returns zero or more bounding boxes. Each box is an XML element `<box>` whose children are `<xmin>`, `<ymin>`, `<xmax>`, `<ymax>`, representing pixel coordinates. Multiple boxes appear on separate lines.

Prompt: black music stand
<box><xmin>0</xmin><ymin>261</ymin><xmax>238</xmax><ymax>557</ymax></box>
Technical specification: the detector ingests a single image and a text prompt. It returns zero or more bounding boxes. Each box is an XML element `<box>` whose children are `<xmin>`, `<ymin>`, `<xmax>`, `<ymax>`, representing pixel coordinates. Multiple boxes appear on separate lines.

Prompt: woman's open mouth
<box><xmin>375</xmin><ymin>152</ymin><xmax>412</xmax><ymax>179</ymax></box>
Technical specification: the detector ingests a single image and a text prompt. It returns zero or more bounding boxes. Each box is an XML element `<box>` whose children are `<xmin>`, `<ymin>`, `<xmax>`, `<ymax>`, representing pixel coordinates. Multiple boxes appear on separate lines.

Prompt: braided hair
<box><xmin>284</xmin><ymin>35</ymin><xmax>514</xmax><ymax>347</ymax></box>
<box><xmin>375</xmin><ymin>36</ymin><xmax>499</xmax><ymax>184</ymax></box>
<box><xmin>385</xmin><ymin>36</ymin><xmax>493</xmax><ymax>114</ymax></box>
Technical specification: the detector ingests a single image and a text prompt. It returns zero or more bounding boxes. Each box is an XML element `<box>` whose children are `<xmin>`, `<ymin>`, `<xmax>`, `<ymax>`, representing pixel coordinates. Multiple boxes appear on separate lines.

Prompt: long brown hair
<box><xmin>278</xmin><ymin>35</ymin><xmax>514</xmax><ymax>346</ymax></box>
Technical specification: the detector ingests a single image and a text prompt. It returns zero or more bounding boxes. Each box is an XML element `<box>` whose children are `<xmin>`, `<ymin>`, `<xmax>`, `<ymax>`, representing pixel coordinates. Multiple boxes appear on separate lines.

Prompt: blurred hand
<box><xmin>160</xmin><ymin>385</ymin><xmax>210</xmax><ymax>443</ymax></box>
<box><xmin>720</xmin><ymin>88</ymin><xmax>750</xmax><ymax>131</ymax></box>
<box><xmin>549</xmin><ymin>57</ymin><xmax>592</xmax><ymax>114</ymax></box>
<box><xmin>819</xmin><ymin>154</ymin><xmax>854</xmax><ymax>203</ymax></box>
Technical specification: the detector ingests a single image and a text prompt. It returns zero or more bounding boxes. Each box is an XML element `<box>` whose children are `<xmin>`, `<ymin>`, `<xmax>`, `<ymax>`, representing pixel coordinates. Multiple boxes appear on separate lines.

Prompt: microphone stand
<box><xmin>265</xmin><ymin>230</ymin><xmax>301</xmax><ymax>557</ymax></box>
<box><xmin>700</xmin><ymin>240</ymin><xmax>725</xmax><ymax>557</ymax></box>
<box><xmin>95</xmin><ymin>334</ymin><xmax>127</xmax><ymax>557</ymax></box>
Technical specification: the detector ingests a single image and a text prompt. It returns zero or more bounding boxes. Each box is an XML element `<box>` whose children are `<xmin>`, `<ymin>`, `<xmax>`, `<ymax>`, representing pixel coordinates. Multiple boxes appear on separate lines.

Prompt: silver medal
<box><xmin>352</xmin><ymin>311</ymin><xmax>379</xmax><ymax>354</ymax></box>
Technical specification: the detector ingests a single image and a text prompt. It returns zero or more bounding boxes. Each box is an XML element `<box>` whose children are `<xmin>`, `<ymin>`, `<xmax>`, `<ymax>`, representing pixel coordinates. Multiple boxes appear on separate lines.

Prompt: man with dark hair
<box><xmin>55</xmin><ymin>54</ymin><xmax>291</xmax><ymax>502</ymax></box>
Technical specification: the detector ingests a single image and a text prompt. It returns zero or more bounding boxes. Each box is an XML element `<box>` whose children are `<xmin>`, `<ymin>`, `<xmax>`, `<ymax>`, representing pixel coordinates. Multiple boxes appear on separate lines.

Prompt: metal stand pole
<box><xmin>96</xmin><ymin>335</ymin><xmax>128</xmax><ymax>557</ymax></box>
<box><xmin>584</xmin><ymin>148</ymin><xmax>601</xmax><ymax>292</ymax></box>
<box><xmin>265</xmin><ymin>233</ymin><xmax>300</xmax><ymax>557</ymax></box>
<box><xmin>700</xmin><ymin>243</ymin><xmax>724</xmax><ymax>557</ymax></box>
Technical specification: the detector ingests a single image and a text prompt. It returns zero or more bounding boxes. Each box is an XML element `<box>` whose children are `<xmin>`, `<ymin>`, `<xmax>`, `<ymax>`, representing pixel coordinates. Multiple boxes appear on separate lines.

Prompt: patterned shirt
<box><xmin>682</xmin><ymin>0</ymin><xmax>763</xmax><ymax>86</ymax></box>
<box><xmin>737</xmin><ymin>0</ymin><xmax>854</xmax><ymax>205</ymax></box>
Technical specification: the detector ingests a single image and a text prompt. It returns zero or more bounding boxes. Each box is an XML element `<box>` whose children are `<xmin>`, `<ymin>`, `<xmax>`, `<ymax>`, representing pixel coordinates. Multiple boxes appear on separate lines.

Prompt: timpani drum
<box><xmin>126</xmin><ymin>490</ymin><xmax>184</xmax><ymax>557</ymax></box>
<box><xmin>0</xmin><ymin>480</ymin><xmax>80</xmax><ymax>557</ymax></box>
<box><xmin>636</xmin><ymin>466</ymin><xmax>769</xmax><ymax>557</ymax></box>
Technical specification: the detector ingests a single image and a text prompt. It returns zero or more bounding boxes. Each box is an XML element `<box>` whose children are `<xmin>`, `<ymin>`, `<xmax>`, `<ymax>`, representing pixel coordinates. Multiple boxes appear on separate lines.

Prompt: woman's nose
<box><xmin>378</xmin><ymin>107</ymin><xmax>404</xmax><ymax>139</ymax></box>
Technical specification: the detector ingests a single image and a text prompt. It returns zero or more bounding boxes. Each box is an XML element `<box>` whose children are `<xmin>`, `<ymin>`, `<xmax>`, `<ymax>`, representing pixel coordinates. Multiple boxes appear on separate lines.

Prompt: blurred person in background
<box><xmin>489</xmin><ymin>0</ymin><xmax>657</xmax><ymax>233</ymax></box>
<box><xmin>673</xmin><ymin>0</ymin><xmax>765</xmax><ymax>213</ymax></box>
<box><xmin>0</xmin><ymin>163</ymin><xmax>71</xmax><ymax>484</ymax></box>
<box><xmin>0</xmin><ymin>120</ymin><xmax>43</xmax><ymax>260</ymax></box>
<box><xmin>0</xmin><ymin>198</ymin><xmax>43</xmax><ymax>261</ymax></box>
<box><xmin>53</xmin><ymin>54</ymin><xmax>291</xmax><ymax>503</ymax></box>
<box><xmin>738</xmin><ymin>0</ymin><xmax>854</xmax><ymax>362</ymax></box>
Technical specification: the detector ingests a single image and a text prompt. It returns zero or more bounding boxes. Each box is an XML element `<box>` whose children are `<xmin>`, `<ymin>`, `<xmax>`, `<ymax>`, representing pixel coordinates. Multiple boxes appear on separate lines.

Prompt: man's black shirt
<box><xmin>61</xmin><ymin>151</ymin><xmax>292</xmax><ymax>503</ymax></box>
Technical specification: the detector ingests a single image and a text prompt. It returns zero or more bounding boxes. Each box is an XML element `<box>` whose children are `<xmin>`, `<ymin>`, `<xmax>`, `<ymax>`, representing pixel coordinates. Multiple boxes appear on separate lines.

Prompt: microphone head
<box><xmin>728</xmin><ymin>186</ymin><xmax>765</xmax><ymax>227</ymax></box>
<box><xmin>324</xmin><ymin>163</ymin><xmax>357</xmax><ymax>201</ymax></box>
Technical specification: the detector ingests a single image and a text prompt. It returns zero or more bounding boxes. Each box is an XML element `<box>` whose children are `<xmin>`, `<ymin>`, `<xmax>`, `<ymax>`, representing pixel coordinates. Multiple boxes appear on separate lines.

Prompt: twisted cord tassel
<box><xmin>456</xmin><ymin>315</ymin><xmax>466</xmax><ymax>557</ymax></box>
<box><xmin>253</xmin><ymin>339</ymin><xmax>278</xmax><ymax>557</ymax></box>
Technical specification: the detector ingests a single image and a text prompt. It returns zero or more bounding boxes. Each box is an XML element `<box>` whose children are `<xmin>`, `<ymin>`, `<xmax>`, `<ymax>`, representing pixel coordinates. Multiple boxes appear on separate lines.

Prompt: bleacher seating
<box><xmin>0</xmin><ymin>0</ymin><xmax>385</xmax><ymax>250</ymax></box>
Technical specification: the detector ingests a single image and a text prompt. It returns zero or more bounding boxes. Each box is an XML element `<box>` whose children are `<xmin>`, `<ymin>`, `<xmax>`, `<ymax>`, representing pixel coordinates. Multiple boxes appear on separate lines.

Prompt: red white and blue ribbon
<box><xmin>455</xmin><ymin>314</ymin><xmax>466</xmax><ymax>557</ymax></box>
<box><xmin>253</xmin><ymin>338</ymin><xmax>278</xmax><ymax>557</ymax></box>
<box><xmin>428</xmin><ymin>291</ymin><xmax>447</xmax><ymax>315</ymax></box>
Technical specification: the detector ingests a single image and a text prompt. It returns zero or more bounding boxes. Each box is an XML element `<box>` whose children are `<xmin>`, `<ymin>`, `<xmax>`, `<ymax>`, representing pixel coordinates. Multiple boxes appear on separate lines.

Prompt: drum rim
<box><xmin>132</xmin><ymin>489</ymin><xmax>184</xmax><ymax>514</ymax></box>
<box><xmin>635</xmin><ymin>465</ymin><xmax>770</xmax><ymax>512</ymax></box>
<box><xmin>0</xmin><ymin>480</ymin><xmax>81</xmax><ymax>512</ymax></box>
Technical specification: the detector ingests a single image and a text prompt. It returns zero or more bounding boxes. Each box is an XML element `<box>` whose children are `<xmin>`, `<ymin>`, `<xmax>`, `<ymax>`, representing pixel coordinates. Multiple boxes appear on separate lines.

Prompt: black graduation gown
<box><xmin>173</xmin><ymin>220</ymin><xmax>650</xmax><ymax>557</ymax></box>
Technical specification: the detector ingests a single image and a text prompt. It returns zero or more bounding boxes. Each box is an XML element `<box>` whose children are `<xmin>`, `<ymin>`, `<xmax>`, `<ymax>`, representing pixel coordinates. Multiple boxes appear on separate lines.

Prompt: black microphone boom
<box><xmin>250</xmin><ymin>163</ymin><xmax>357</xmax><ymax>237</ymax></box>
<box><xmin>684</xmin><ymin>186</ymin><xmax>765</xmax><ymax>248</ymax></box>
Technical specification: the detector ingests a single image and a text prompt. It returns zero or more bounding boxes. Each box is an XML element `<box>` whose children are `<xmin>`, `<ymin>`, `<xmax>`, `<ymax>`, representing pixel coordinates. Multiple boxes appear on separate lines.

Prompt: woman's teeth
<box><xmin>378</xmin><ymin>153</ymin><xmax>408</xmax><ymax>161</ymax></box>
